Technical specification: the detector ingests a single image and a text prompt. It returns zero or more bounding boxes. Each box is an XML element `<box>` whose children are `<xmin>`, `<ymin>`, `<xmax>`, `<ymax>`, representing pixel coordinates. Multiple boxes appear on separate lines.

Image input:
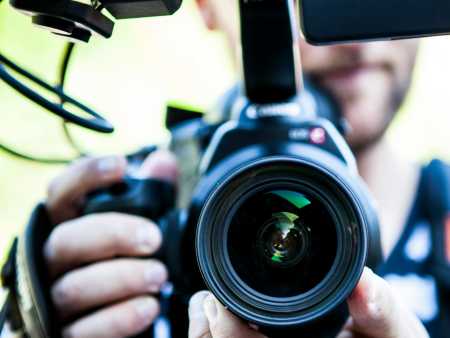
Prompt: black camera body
<box><xmin>83</xmin><ymin>82</ymin><xmax>382</xmax><ymax>337</ymax></box>
<box><xmin>189</xmin><ymin>100</ymin><xmax>382</xmax><ymax>336</ymax></box>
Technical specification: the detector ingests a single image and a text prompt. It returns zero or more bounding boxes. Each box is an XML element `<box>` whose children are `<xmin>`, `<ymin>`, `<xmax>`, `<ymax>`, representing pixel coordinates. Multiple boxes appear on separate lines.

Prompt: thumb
<box><xmin>188</xmin><ymin>291</ymin><xmax>266</xmax><ymax>338</ymax></box>
<box><xmin>344</xmin><ymin>267</ymin><xmax>428</xmax><ymax>338</ymax></box>
<box><xmin>136</xmin><ymin>149</ymin><xmax>179</xmax><ymax>183</ymax></box>
<box><xmin>188</xmin><ymin>291</ymin><xmax>212</xmax><ymax>338</ymax></box>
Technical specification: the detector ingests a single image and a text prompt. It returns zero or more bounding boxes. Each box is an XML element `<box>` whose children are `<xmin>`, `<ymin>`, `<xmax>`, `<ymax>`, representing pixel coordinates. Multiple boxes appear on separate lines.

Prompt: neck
<box><xmin>356</xmin><ymin>137</ymin><xmax>395</xmax><ymax>189</ymax></box>
<box><xmin>355</xmin><ymin>137</ymin><xmax>421</xmax><ymax>257</ymax></box>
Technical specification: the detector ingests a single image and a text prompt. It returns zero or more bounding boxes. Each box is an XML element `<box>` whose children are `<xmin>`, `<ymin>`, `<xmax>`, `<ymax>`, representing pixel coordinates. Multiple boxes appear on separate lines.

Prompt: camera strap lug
<box><xmin>0</xmin><ymin>291</ymin><xmax>10</xmax><ymax>335</ymax></box>
<box><xmin>1</xmin><ymin>238</ymin><xmax>26</xmax><ymax>335</ymax></box>
<box><xmin>2</xmin><ymin>238</ymin><xmax>18</xmax><ymax>290</ymax></box>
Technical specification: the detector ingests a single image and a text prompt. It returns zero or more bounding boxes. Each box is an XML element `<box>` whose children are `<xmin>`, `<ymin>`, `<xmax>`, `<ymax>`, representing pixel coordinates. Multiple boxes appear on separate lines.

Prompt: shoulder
<box><xmin>420</xmin><ymin>159</ymin><xmax>450</xmax><ymax>288</ymax></box>
<box><xmin>421</xmin><ymin>159</ymin><xmax>450</xmax><ymax>210</ymax></box>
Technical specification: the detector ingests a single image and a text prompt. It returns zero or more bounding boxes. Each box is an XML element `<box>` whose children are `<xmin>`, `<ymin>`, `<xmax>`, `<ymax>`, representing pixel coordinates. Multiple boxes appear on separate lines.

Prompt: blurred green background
<box><xmin>1</xmin><ymin>0</ymin><xmax>450</xmax><ymax>257</ymax></box>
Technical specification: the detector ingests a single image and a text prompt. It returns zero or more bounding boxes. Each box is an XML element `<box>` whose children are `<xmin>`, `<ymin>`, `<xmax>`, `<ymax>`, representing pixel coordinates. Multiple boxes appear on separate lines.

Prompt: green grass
<box><xmin>1</xmin><ymin>1</ymin><xmax>450</xmax><ymax>258</ymax></box>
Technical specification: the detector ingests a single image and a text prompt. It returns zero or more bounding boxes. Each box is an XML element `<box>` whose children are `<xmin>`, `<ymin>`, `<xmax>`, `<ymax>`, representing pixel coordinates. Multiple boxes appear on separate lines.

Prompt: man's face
<box><xmin>300</xmin><ymin>40</ymin><xmax>419</xmax><ymax>151</ymax></box>
<box><xmin>197</xmin><ymin>0</ymin><xmax>420</xmax><ymax>152</ymax></box>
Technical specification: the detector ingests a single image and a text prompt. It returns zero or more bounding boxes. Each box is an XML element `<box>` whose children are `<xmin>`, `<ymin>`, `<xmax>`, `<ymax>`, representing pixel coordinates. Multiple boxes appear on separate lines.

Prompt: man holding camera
<box><xmin>3</xmin><ymin>0</ymin><xmax>448</xmax><ymax>337</ymax></box>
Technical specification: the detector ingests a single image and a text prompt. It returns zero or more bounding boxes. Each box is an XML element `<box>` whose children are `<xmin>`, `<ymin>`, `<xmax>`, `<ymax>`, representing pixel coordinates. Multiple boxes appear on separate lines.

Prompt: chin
<box><xmin>346</xmin><ymin>134</ymin><xmax>377</xmax><ymax>154</ymax></box>
<box><xmin>341</xmin><ymin>99</ymin><xmax>391</xmax><ymax>154</ymax></box>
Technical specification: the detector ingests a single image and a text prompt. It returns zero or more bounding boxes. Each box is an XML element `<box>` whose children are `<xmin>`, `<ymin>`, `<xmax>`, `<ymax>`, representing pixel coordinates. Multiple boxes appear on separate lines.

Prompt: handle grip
<box><xmin>83</xmin><ymin>177</ymin><xmax>176</xmax><ymax>220</ymax></box>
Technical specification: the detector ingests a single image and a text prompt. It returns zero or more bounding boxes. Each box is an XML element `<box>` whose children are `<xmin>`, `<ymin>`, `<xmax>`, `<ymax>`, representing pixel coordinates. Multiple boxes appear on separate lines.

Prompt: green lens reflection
<box><xmin>268</xmin><ymin>212</ymin><xmax>299</xmax><ymax>263</ymax></box>
<box><xmin>271</xmin><ymin>190</ymin><xmax>311</xmax><ymax>210</ymax></box>
<box><xmin>257</xmin><ymin>191</ymin><xmax>313</xmax><ymax>268</ymax></box>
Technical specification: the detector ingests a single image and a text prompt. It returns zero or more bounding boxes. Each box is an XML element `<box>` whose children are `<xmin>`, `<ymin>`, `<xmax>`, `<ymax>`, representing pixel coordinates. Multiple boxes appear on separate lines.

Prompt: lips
<box><xmin>313</xmin><ymin>64</ymin><xmax>385</xmax><ymax>95</ymax></box>
<box><xmin>324</xmin><ymin>64</ymin><xmax>376</xmax><ymax>82</ymax></box>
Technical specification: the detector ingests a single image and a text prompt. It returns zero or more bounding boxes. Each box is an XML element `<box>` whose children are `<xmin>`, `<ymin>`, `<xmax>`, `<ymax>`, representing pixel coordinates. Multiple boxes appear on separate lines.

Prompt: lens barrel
<box><xmin>196</xmin><ymin>156</ymin><xmax>372</xmax><ymax>331</ymax></box>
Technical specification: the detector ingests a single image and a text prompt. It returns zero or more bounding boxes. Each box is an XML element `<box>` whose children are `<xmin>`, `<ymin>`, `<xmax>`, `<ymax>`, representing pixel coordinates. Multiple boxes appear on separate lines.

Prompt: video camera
<box><xmin>10</xmin><ymin>0</ymin><xmax>182</xmax><ymax>41</ymax></box>
<box><xmin>1</xmin><ymin>0</ymin><xmax>448</xmax><ymax>337</ymax></box>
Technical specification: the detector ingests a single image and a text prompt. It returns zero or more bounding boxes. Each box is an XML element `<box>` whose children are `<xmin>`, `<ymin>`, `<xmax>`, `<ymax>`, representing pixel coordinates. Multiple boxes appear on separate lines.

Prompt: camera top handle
<box><xmin>239</xmin><ymin>0</ymin><xmax>300</xmax><ymax>104</ymax></box>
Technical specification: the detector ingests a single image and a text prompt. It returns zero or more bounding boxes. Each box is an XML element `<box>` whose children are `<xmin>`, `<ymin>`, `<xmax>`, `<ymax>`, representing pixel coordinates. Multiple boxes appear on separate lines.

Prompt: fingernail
<box><xmin>203</xmin><ymin>295</ymin><xmax>218</xmax><ymax>324</ymax></box>
<box><xmin>363</xmin><ymin>268</ymin><xmax>377</xmax><ymax>303</ymax></box>
<box><xmin>97</xmin><ymin>156</ymin><xmax>124</xmax><ymax>177</ymax></box>
<box><xmin>249</xmin><ymin>323</ymin><xmax>260</xmax><ymax>331</ymax></box>
<box><xmin>135</xmin><ymin>298</ymin><xmax>157</xmax><ymax>321</ymax></box>
<box><xmin>361</xmin><ymin>268</ymin><xmax>383</xmax><ymax>317</ymax></box>
<box><xmin>144</xmin><ymin>262</ymin><xmax>167</xmax><ymax>291</ymax></box>
<box><xmin>188</xmin><ymin>291</ymin><xmax>210</xmax><ymax>320</ymax></box>
<box><xmin>136</xmin><ymin>224</ymin><xmax>160</xmax><ymax>253</ymax></box>
<box><xmin>138</xmin><ymin>150</ymin><xmax>178</xmax><ymax>182</ymax></box>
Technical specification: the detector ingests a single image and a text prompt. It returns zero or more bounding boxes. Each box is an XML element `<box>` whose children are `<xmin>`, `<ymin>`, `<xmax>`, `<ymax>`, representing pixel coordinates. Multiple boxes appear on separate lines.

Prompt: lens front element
<box><xmin>228</xmin><ymin>188</ymin><xmax>337</xmax><ymax>298</ymax></box>
<box><xmin>257</xmin><ymin>191</ymin><xmax>312</xmax><ymax>268</ymax></box>
<box><xmin>258</xmin><ymin>209</ymin><xmax>310</xmax><ymax>268</ymax></box>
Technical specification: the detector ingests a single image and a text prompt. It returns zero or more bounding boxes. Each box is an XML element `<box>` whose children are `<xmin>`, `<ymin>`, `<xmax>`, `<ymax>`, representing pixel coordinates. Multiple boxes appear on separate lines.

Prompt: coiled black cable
<box><xmin>0</xmin><ymin>41</ymin><xmax>110</xmax><ymax>163</ymax></box>
<box><xmin>0</xmin><ymin>50</ymin><xmax>113</xmax><ymax>132</ymax></box>
<box><xmin>59</xmin><ymin>42</ymin><xmax>89</xmax><ymax>158</ymax></box>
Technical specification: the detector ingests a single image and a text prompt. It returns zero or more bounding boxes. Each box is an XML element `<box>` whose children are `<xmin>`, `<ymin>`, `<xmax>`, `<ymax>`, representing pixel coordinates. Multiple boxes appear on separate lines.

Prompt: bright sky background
<box><xmin>1</xmin><ymin>0</ymin><xmax>450</xmax><ymax>256</ymax></box>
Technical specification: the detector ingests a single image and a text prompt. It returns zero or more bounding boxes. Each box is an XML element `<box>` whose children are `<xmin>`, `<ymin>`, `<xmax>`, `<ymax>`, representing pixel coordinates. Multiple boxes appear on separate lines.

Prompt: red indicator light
<box><xmin>310</xmin><ymin>127</ymin><xmax>326</xmax><ymax>144</ymax></box>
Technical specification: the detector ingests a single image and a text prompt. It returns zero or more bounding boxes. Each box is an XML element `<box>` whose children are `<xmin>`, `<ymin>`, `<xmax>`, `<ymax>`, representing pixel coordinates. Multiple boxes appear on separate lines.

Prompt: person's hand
<box><xmin>44</xmin><ymin>150</ymin><xmax>178</xmax><ymax>338</ymax></box>
<box><xmin>188</xmin><ymin>268</ymin><xmax>430</xmax><ymax>338</ymax></box>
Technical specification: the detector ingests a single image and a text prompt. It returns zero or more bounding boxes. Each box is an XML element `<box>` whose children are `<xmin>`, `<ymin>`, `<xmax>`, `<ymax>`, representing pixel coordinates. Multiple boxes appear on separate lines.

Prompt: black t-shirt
<box><xmin>377</xmin><ymin>165</ymin><xmax>442</xmax><ymax>338</ymax></box>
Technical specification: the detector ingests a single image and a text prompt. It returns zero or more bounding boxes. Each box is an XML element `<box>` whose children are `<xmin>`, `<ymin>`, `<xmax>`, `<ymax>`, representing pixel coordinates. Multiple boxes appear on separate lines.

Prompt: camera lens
<box><xmin>227</xmin><ymin>189</ymin><xmax>337</xmax><ymax>297</ymax></box>
<box><xmin>196</xmin><ymin>156</ymin><xmax>375</xmax><ymax>330</ymax></box>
